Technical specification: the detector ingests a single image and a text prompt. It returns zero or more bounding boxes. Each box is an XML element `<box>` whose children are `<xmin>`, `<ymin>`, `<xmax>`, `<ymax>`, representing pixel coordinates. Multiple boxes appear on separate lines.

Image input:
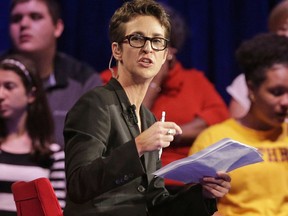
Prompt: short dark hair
<box><xmin>236</xmin><ymin>33</ymin><xmax>288</xmax><ymax>87</ymax></box>
<box><xmin>10</xmin><ymin>0</ymin><xmax>62</xmax><ymax>25</ymax></box>
<box><xmin>109</xmin><ymin>0</ymin><xmax>171</xmax><ymax>44</ymax></box>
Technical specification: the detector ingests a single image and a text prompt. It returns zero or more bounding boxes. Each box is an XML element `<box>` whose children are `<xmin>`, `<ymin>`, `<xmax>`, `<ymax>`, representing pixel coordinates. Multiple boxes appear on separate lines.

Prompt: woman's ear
<box><xmin>27</xmin><ymin>87</ymin><xmax>36</xmax><ymax>104</ymax></box>
<box><xmin>167</xmin><ymin>47</ymin><xmax>178</xmax><ymax>60</ymax></box>
<box><xmin>112</xmin><ymin>42</ymin><xmax>122</xmax><ymax>61</ymax></box>
<box><xmin>247</xmin><ymin>81</ymin><xmax>255</xmax><ymax>102</ymax></box>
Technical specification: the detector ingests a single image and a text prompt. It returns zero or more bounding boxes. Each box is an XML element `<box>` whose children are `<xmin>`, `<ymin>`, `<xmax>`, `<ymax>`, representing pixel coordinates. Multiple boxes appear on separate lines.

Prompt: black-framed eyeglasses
<box><xmin>121</xmin><ymin>34</ymin><xmax>169</xmax><ymax>51</ymax></box>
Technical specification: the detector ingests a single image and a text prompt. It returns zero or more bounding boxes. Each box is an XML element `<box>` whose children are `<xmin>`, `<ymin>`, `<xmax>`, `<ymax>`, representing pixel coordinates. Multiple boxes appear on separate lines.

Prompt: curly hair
<box><xmin>236</xmin><ymin>33</ymin><xmax>288</xmax><ymax>87</ymax></box>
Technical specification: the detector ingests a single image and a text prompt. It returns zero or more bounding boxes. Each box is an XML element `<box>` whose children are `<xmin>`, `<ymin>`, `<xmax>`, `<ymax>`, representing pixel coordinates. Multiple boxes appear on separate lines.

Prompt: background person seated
<box><xmin>0</xmin><ymin>54</ymin><xmax>65</xmax><ymax>215</ymax></box>
<box><xmin>190</xmin><ymin>33</ymin><xmax>288</xmax><ymax>216</ymax></box>
<box><xmin>226</xmin><ymin>0</ymin><xmax>288</xmax><ymax>118</ymax></box>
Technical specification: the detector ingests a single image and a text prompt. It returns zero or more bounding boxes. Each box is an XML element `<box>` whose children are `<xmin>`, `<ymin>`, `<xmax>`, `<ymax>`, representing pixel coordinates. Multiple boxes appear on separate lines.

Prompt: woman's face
<box><xmin>114</xmin><ymin>15</ymin><xmax>168</xmax><ymax>83</ymax></box>
<box><xmin>0</xmin><ymin>69</ymin><xmax>34</xmax><ymax>119</ymax></box>
<box><xmin>250</xmin><ymin>64</ymin><xmax>288</xmax><ymax>129</ymax></box>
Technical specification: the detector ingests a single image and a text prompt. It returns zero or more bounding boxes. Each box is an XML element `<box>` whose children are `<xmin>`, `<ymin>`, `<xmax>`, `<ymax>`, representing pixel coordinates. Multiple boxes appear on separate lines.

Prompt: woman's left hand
<box><xmin>200</xmin><ymin>171</ymin><xmax>231</xmax><ymax>199</ymax></box>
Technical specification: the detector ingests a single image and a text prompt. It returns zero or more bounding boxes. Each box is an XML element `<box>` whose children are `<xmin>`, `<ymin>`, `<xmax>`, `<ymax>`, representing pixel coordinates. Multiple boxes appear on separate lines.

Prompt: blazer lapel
<box><xmin>108</xmin><ymin>78</ymin><xmax>157</xmax><ymax>172</ymax></box>
<box><xmin>140</xmin><ymin>108</ymin><xmax>155</xmax><ymax>170</ymax></box>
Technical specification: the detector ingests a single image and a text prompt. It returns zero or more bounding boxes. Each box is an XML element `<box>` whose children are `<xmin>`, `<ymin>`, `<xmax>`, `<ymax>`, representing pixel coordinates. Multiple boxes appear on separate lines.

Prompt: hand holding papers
<box><xmin>153</xmin><ymin>138</ymin><xmax>263</xmax><ymax>183</ymax></box>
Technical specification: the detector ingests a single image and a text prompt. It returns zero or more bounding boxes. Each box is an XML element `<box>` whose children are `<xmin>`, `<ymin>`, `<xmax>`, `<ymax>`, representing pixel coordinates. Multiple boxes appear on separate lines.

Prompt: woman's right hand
<box><xmin>135</xmin><ymin>121</ymin><xmax>182</xmax><ymax>156</ymax></box>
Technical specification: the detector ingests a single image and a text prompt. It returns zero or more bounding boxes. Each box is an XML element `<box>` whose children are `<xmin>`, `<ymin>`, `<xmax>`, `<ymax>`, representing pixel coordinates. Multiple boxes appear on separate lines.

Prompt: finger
<box><xmin>173</xmin><ymin>124</ymin><xmax>182</xmax><ymax>135</ymax></box>
<box><xmin>203</xmin><ymin>182</ymin><xmax>230</xmax><ymax>197</ymax></box>
<box><xmin>202</xmin><ymin>178</ymin><xmax>231</xmax><ymax>192</ymax></box>
<box><xmin>202</xmin><ymin>173</ymin><xmax>231</xmax><ymax>184</ymax></box>
<box><xmin>162</xmin><ymin>122</ymin><xmax>182</xmax><ymax>135</ymax></box>
<box><xmin>201</xmin><ymin>177</ymin><xmax>231</xmax><ymax>193</ymax></box>
<box><xmin>161</xmin><ymin>140</ymin><xmax>171</xmax><ymax>148</ymax></box>
<box><xmin>202</xmin><ymin>184</ymin><xmax>226</xmax><ymax>198</ymax></box>
<box><xmin>166</xmin><ymin>128</ymin><xmax>176</xmax><ymax>135</ymax></box>
<box><xmin>216</xmin><ymin>171</ymin><xmax>231</xmax><ymax>182</ymax></box>
<box><xmin>162</xmin><ymin>133</ymin><xmax>175</xmax><ymax>142</ymax></box>
<box><xmin>203</xmin><ymin>182</ymin><xmax>230</xmax><ymax>192</ymax></box>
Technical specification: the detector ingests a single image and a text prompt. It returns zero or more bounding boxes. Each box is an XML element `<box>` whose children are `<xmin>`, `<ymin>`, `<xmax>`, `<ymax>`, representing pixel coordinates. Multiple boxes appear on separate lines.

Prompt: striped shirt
<box><xmin>0</xmin><ymin>143</ymin><xmax>66</xmax><ymax>215</ymax></box>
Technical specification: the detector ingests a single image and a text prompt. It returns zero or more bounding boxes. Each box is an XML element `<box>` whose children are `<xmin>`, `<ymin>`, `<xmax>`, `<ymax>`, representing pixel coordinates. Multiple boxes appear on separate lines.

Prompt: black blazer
<box><xmin>63</xmin><ymin>78</ymin><xmax>216</xmax><ymax>216</ymax></box>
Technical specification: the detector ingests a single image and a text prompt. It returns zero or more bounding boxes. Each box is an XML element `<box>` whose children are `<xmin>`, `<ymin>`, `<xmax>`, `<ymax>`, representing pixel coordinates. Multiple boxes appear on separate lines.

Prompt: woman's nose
<box><xmin>280</xmin><ymin>93</ymin><xmax>288</xmax><ymax>107</ymax></box>
<box><xmin>142</xmin><ymin>40</ymin><xmax>153</xmax><ymax>52</ymax></box>
<box><xmin>0</xmin><ymin>86</ymin><xmax>6</xmax><ymax>100</ymax></box>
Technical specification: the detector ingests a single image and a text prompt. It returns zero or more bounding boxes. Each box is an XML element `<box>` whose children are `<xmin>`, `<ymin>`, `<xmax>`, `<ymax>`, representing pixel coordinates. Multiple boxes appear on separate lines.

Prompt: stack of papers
<box><xmin>153</xmin><ymin>138</ymin><xmax>263</xmax><ymax>183</ymax></box>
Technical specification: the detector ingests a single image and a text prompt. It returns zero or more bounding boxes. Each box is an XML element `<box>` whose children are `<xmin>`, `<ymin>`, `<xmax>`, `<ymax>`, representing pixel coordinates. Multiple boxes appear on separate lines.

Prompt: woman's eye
<box><xmin>270</xmin><ymin>88</ymin><xmax>285</xmax><ymax>96</ymax></box>
<box><xmin>4</xmin><ymin>83</ymin><xmax>16</xmax><ymax>90</ymax></box>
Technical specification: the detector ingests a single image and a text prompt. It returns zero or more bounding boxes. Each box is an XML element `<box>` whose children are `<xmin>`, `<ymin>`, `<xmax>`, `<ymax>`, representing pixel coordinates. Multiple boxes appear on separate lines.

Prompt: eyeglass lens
<box><xmin>129</xmin><ymin>35</ymin><xmax>167</xmax><ymax>51</ymax></box>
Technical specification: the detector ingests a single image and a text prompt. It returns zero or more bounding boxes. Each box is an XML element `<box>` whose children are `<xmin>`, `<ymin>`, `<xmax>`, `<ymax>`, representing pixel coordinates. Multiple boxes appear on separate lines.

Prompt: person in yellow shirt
<box><xmin>189</xmin><ymin>33</ymin><xmax>288</xmax><ymax>216</ymax></box>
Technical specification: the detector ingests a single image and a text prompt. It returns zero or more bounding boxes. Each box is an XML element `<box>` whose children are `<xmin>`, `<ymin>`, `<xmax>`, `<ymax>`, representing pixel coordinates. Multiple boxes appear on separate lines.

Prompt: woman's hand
<box><xmin>200</xmin><ymin>171</ymin><xmax>231</xmax><ymax>199</ymax></box>
<box><xmin>135</xmin><ymin>121</ymin><xmax>182</xmax><ymax>156</ymax></box>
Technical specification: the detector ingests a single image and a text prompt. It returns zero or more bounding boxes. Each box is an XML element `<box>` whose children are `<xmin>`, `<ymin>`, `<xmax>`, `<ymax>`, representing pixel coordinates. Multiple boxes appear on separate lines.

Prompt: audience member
<box><xmin>4</xmin><ymin>0</ymin><xmax>102</xmax><ymax>146</ymax></box>
<box><xmin>64</xmin><ymin>0</ymin><xmax>231</xmax><ymax>215</ymax></box>
<box><xmin>101</xmin><ymin>3</ymin><xmax>229</xmax><ymax>191</ymax></box>
<box><xmin>189</xmin><ymin>33</ymin><xmax>288</xmax><ymax>216</ymax></box>
<box><xmin>0</xmin><ymin>54</ymin><xmax>65</xmax><ymax>215</ymax></box>
<box><xmin>226</xmin><ymin>0</ymin><xmax>288</xmax><ymax>118</ymax></box>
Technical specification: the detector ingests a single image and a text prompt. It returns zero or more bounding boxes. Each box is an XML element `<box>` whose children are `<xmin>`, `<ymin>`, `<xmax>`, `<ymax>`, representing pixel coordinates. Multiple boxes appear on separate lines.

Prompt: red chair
<box><xmin>11</xmin><ymin>177</ymin><xmax>63</xmax><ymax>216</ymax></box>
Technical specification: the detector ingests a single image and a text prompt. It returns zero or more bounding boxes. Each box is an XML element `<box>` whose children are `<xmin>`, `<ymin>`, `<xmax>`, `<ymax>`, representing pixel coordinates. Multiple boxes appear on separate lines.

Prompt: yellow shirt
<box><xmin>189</xmin><ymin>118</ymin><xmax>288</xmax><ymax>216</ymax></box>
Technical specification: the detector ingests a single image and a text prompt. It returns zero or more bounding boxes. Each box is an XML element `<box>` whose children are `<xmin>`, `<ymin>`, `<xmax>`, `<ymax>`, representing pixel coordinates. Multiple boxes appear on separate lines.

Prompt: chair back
<box><xmin>11</xmin><ymin>177</ymin><xmax>63</xmax><ymax>216</ymax></box>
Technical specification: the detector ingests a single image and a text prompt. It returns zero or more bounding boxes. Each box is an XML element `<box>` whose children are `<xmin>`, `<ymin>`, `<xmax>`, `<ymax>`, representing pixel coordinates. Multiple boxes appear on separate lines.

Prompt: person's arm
<box><xmin>173</xmin><ymin>116</ymin><xmax>208</xmax><ymax>146</ymax></box>
<box><xmin>175</xmin><ymin>72</ymin><xmax>229</xmax><ymax>146</ymax></box>
<box><xmin>49</xmin><ymin>145</ymin><xmax>66</xmax><ymax>208</ymax></box>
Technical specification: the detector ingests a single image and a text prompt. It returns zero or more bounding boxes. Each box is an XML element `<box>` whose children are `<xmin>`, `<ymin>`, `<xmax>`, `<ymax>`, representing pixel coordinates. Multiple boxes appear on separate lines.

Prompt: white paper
<box><xmin>153</xmin><ymin>138</ymin><xmax>263</xmax><ymax>183</ymax></box>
